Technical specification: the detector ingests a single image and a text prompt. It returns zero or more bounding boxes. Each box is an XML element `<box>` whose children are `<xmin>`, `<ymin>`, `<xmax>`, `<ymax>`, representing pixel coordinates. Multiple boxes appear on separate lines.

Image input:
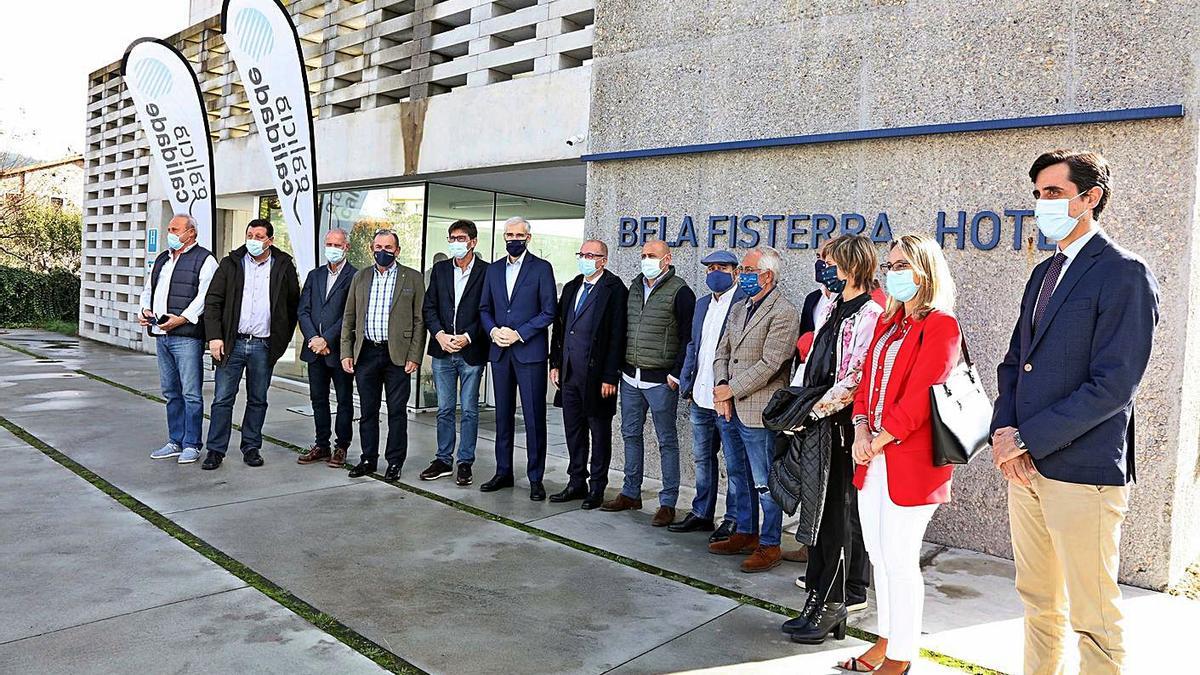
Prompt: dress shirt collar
<box><xmin>1059</xmin><ymin>227</ymin><xmax>1099</xmax><ymax>262</ymax></box>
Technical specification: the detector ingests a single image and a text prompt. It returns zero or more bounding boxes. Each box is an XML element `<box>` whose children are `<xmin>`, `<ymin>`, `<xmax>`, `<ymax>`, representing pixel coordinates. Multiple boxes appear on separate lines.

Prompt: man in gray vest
<box><xmin>601</xmin><ymin>239</ymin><xmax>696</xmax><ymax>527</ymax></box>
<box><xmin>139</xmin><ymin>214</ymin><xmax>218</xmax><ymax>465</ymax></box>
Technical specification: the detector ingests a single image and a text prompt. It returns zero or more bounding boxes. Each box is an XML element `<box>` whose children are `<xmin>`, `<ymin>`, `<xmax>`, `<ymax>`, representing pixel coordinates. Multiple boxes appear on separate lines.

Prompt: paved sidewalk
<box><xmin>0</xmin><ymin>329</ymin><xmax>1191</xmax><ymax>673</ymax></box>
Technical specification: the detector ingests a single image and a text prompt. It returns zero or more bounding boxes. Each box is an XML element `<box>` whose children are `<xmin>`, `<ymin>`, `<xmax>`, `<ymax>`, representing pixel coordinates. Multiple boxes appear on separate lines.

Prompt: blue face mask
<box><xmin>577</xmin><ymin>257</ymin><xmax>597</xmax><ymax>277</ymax></box>
<box><xmin>324</xmin><ymin>246</ymin><xmax>345</xmax><ymax>264</ymax></box>
<box><xmin>706</xmin><ymin>270</ymin><xmax>734</xmax><ymax>294</ymax></box>
<box><xmin>819</xmin><ymin>263</ymin><xmax>846</xmax><ymax>294</ymax></box>
<box><xmin>245</xmin><ymin>239</ymin><xmax>266</xmax><ymax>257</ymax></box>
<box><xmin>374</xmin><ymin>249</ymin><xmax>396</xmax><ymax>268</ymax></box>
<box><xmin>814</xmin><ymin>259</ymin><xmax>828</xmax><ymax>283</ymax></box>
<box><xmin>167</xmin><ymin>232</ymin><xmax>185</xmax><ymax>251</ymax></box>
<box><xmin>738</xmin><ymin>271</ymin><xmax>763</xmax><ymax>297</ymax></box>
<box><xmin>506</xmin><ymin>239</ymin><xmax>527</xmax><ymax>258</ymax></box>
<box><xmin>885</xmin><ymin>270</ymin><xmax>919</xmax><ymax>303</ymax></box>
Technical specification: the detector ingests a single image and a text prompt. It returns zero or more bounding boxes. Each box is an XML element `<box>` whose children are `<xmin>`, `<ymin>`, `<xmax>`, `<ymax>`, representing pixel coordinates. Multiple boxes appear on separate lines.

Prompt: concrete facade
<box><xmin>0</xmin><ymin>155</ymin><xmax>85</xmax><ymax>210</ymax></box>
<box><xmin>583</xmin><ymin>0</ymin><xmax>1200</xmax><ymax>589</ymax></box>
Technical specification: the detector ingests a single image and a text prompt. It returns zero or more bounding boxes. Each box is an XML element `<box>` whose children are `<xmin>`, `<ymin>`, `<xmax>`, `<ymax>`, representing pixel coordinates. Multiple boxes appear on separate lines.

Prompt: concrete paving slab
<box><xmin>0</xmin><ymin>441</ymin><xmax>245</xmax><ymax>644</ymax></box>
<box><xmin>0</xmin><ymin>587</ymin><xmax>385</xmax><ymax>675</ymax></box>
<box><xmin>171</xmin><ymin>478</ymin><xmax>742</xmax><ymax>675</ymax></box>
<box><xmin>609</xmin><ymin>604</ymin><xmax>949</xmax><ymax>675</ymax></box>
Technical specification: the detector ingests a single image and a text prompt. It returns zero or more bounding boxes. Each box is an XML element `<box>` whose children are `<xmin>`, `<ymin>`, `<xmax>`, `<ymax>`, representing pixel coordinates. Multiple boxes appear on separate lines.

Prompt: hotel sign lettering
<box><xmin>618</xmin><ymin>209</ymin><xmax>1057</xmax><ymax>252</ymax></box>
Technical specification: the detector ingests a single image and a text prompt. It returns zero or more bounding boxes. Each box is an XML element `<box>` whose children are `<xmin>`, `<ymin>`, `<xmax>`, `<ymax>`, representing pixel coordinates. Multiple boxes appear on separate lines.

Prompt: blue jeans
<box><xmin>689</xmin><ymin>404</ymin><xmax>738</xmax><ymax>523</ymax></box>
<box><xmin>206</xmin><ymin>337</ymin><xmax>273</xmax><ymax>456</ymax></box>
<box><xmin>156</xmin><ymin>334</ymin><xmax>205</xmax><ymax>449</ymax></box>
<box><xmin>431</xmin><ymin>354</ymin><xmax>483</xmax><ymax>465</ymax></box>
<box><xmin>620</xmin><ymin>380</ymin><xmax>680</xmax><ymax>508</ymax></box>
<box><xmin>727</xmin><ymin>409</ymin><xmax>783</xmax><ymax>547</ymax></box>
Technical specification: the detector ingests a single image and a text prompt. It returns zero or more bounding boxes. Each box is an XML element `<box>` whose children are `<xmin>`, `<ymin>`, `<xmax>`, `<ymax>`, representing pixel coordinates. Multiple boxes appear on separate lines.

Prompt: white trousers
<box><xmin>858</xmin><ymin>455</ymin><xmax>938</xmax><ymax>662</ymax></box>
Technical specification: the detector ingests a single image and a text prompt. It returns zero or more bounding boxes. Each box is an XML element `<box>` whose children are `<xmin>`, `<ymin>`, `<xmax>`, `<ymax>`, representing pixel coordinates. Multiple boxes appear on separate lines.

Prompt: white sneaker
<box><xmin>178</xmin><ymin>447</ymin><xmax>203</xmax><ymax>464</ymax></box>
<box><xmin>794</xmin><ymin>576</ymin><xmax>806</xmax><ymax>590</ymax></box>
<box><xmin>847</xmin><ymin>599</ymin><xmax>869</xmax><ymax>613</ymax></box>
<box><xmin>151</xmin><ymin>443</ymin><xmax>182</xmax><ymax>459</ymax></box>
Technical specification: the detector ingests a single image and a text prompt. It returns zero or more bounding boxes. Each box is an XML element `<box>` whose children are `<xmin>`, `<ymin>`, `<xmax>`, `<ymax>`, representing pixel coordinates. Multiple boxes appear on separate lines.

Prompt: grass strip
<box><xmin>0</xmin><ymin>415</ymin><xmax>425</xmax><ymax>675</ymax></box>
<box><xmin>3</xmin><ymin>338</ymin><xmax>1002</xmax><ymax>673</ymax></box>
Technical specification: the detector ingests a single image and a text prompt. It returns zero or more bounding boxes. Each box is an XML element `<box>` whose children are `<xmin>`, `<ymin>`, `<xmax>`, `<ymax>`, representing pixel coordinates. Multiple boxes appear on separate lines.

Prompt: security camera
<box><xmin>566</xmin><ymin>134</ymin><xmax>586</xmax><ymax>147</ymax></box>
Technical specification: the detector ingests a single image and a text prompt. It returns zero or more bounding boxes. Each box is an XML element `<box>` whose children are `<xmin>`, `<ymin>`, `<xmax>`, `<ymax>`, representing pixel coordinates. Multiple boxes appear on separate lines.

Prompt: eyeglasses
<box><xmin>504</xmin><ymin>233</ymin><xmax>530</xmax><ymax>241</ymax></box>
<box><xmin>575</xmin><ymin>252</ymin><xmax>606</xmax><ymax>261</ymax></box>
<box><xmin>879</xmin><ymin>261</ymin><xmax>913</xmax><ymax>272</ymax></box>
<box><xmin>447</xmin><ymin>235</ymin><xmax>471</xmax><ymax>243</ymax></box>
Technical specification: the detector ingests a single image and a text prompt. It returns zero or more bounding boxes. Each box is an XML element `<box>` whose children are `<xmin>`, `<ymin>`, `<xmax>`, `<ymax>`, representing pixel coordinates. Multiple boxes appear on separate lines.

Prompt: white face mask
<box><xmin>640</xmin><ymin>257</ymin><xmax>664</xmax><ymax>280</ymax></box>
<box><xmin>1034</xmin><ymin>189</ymin><xmax>1093</xmax><ymax>242</ymax></box>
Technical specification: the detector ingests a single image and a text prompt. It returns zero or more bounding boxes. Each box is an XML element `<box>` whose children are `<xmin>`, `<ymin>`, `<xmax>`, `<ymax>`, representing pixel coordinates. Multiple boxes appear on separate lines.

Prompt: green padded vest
<box><xmin>625</xmin><ymin>267</ymin><xmax>686</xmax><ymax>370</ymax></box>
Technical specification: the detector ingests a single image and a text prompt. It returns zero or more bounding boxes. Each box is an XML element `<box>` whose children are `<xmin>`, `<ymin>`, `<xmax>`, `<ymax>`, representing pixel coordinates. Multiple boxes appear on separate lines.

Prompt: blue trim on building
<box><xmin>580</xmin><ymin>105</ymin><xmax>1185</xmax><ymax>163</ymax></box>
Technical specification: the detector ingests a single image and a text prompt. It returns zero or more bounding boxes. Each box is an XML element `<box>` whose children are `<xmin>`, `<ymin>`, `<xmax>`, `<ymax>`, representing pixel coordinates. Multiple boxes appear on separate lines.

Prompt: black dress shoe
<box><xmin>348</xmin><ymin>461</ymin><xmax>376</xmax><ymax>478</ymax></box>
<box><xmin>549</xmin><ymin>485</ymin><xmax>587</xmax><ymax>503</ymax></box>
<box><xmin>668</xmin><ymin>513</ymin><xmax>715</xmax><ymax>533</ymax></box>
<box><xmin>382</xmin><ymin>464</ymin><xmax>401</xmax><ymax>482</ymax></box>
<box><xmin>201</xmin><ymin>451</ymin><xmax>223</xmax><ymax>470</ymax></box>
<box><xmin>480</xmin><ymin>474</ymin><xmax>514</xmax><ymax>492</ymax></box>
<box><xmin>243</xmin><ymin>449</ymin><xmax>264</xmax><ymax>467</ymax></box>
<box><xmin>529</xmin><ymin>481</ymin><xmax>546</xmax><ymax>501</ymax></box>
<box><xmin>788</xmin><ymin>602</ymin><xmax>848</xmax><ymax>644</ymax></box>
<box><xmin>581</xmin><ymin>492</ymin><xmax>604</xmax><ymax>510</ymax></box>
<box><xmin>709</xmin><ymin>520</ymin><xmax>736</xmax><ymax>543</ymax></box>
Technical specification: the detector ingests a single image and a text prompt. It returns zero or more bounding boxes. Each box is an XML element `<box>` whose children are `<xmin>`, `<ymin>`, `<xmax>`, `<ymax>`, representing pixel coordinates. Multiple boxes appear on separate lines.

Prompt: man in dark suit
<box><xmin>296</xmin><ymin>228</ymin><xmax>356</xmax><ymax>469</ymax></box>
<box><xmin>478</xmin><ymin>216</ymin><xmax>557</xmax><ymax>501</ymax></box>
<box><xmin>419</xmin><ymin>219</ymin><xmax>489</xmax><ymax>487</ymax></box>
<box><xmin>340</xmin><ymin>229</ymin><xmax>426</xmax><ymax>483</ymax></box>
<box><xmin>674</xmin><ymin>251</ymin><xmax>745</xmax><ymax>539</ymax></box>
<box><xmin>202</xmin><ymin>218</ymin><xmax>301</xmax><ymax>470</ymax></box>
<box><xmin>991</xmin><ymin>150</ymin><xmax>1159</xmax><ymax>675</ymax></box>
<box><xmin>548</xmin><ymin>239</ymin><xmax>628</xmax><ymax>509</ymax></box>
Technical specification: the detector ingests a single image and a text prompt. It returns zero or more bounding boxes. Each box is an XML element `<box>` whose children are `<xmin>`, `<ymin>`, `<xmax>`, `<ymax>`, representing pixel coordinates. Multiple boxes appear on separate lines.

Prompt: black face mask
<box><xmin>374</xmin><ymin>250</ymin><xmax>396</xmax><ymax>268</ymax></box>
<box><xmin>506</xmin><ymin>239</ymin><xmax>527</xmax><ymax>258</ymax></box>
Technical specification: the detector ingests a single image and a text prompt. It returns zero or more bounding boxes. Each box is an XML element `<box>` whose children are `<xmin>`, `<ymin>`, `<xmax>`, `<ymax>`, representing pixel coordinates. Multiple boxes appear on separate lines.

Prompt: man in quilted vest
<box><xmin>601</xmin><ymin>239</ymin><xmax>696</xmax><ymax>527</ymax></box>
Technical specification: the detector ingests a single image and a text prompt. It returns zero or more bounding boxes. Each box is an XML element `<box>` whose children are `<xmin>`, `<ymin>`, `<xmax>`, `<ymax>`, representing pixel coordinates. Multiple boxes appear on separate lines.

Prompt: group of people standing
<box><xmin>141</xmin><ymin>149</ymin><xmax>1157</xmax><ymax>675</ymax></box>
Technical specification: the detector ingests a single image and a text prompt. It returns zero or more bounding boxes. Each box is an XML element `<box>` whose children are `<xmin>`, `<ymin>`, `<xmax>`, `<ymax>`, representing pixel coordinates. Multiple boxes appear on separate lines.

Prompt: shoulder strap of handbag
<box><xmin>917</xmin><ymin>319</ymin><xmax>972</xmax><ymax>368</ymax></box>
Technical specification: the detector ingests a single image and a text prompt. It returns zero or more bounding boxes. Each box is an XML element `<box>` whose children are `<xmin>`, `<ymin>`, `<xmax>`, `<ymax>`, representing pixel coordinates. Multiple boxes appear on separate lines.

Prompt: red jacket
<box><xmin>852</xmin><ymin>308</ymin><xmax>961</xmax><ymax>506</ymax></box>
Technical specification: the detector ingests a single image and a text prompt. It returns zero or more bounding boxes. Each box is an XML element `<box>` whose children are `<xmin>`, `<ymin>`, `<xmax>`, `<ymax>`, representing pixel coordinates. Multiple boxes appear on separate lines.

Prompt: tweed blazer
<box><xmin>714</xmin><ymin>289</ymin><xmax>800</xmax><ymax>428</ymax></box>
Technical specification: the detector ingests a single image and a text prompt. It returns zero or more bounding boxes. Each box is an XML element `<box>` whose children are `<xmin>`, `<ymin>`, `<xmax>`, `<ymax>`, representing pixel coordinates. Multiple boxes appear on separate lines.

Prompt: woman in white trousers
<box><xmin>841</xmin><ymin>235</ymin><xmax>961</xmax><ymax>674</ymax></box>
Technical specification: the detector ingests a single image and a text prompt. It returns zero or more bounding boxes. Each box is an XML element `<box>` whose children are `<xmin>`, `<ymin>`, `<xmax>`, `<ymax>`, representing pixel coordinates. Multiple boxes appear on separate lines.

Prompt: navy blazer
<box><xmin>423</xmin><ymin>255</ymin><xmax>490</xmax><ymax>366</ymax></box>
<box><xmin>549</xmin><ymin>269</ymin><xmax>629</xmax><ymax>417</ymax></box>
<box><xmin>680</xmin><ymin>287</ymin><xmax>747</xmax><ymax>397</ymax></box>
<box><xmin>479</xmin><ymin>252</ymin><xmax>557</xmax><ymax>364</ymax></box>
<box><xmin>991</xmin><ymin>230</ymin><xmax>1159</xmax><ymax>486</ymax></box>
<box><xmin>298</xmin><ymin>262</ymin><xmax>357</xmax><ymax>367</ymax></box>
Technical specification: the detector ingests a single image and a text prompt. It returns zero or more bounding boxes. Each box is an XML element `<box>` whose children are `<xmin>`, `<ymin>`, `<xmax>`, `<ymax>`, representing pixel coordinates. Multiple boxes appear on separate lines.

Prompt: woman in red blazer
<box><xmin>836</xmin><ymin>234</ymin><xmax>961</xmax><ymax>675</ymax></box>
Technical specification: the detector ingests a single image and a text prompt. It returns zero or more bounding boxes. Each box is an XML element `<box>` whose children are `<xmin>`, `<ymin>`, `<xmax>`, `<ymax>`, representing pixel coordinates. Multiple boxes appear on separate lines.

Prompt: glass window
<box><xmin>495</xmin><ymin>194</ymin><xmax>585</xmax><ymax>297</ymax></box>
<box><xmin>319</xmin><ymin>185</ymin><xmax>425</xmax><ymax>271</ymax></box>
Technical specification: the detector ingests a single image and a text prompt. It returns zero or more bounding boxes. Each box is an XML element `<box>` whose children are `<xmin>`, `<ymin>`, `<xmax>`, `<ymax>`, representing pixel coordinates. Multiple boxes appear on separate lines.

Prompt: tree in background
<box><xmin>0</xmin><ymin>199</ymin><xmax>82</xmax><ymax>274</ymax></box>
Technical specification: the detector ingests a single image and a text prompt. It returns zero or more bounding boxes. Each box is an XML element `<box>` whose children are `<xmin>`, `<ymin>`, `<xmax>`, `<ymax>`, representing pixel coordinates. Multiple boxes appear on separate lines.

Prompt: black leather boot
<box><xmin>780</xmin><ymin>590</ymin><xmax>822</xmax><ymax>635</ymax></box>
<box><xmin>788</xmin><ymin>601</ymin><xmax>848</xmax><ymax>644</ymax></box>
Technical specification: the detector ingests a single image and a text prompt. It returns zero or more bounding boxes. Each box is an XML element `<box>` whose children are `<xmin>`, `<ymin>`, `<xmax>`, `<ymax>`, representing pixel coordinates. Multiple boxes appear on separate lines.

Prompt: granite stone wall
<box><xmin>584</xmin><ymin>0</ymin><xmax>1200</xmax><ymax>589</ymax></box>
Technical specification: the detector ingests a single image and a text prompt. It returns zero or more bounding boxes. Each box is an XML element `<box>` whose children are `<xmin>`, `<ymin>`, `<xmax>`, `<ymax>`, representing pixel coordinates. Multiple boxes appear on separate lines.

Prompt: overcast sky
<box><xmin>0</xmin><ymin>0</ymin><xmax>190</xmax><ymax>162</ymax></box>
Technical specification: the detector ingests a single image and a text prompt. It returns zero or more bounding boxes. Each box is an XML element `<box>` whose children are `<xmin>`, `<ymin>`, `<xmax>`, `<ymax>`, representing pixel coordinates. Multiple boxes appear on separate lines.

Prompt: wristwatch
<box><xmin>1013</xmin><ymin>429</ymin><xmax>1028</xmax><ymax>450</ymax></box>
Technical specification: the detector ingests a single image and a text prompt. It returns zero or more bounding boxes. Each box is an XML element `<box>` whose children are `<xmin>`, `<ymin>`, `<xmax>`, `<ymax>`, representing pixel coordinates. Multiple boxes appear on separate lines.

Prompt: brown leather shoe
<box><xmin>708</xmin><ymin>533</ymin><xmax>759</xmax><ymax>556</ymax></box>
<box><xmin>651</xmin><ymin>506</ymin><xmax>676</xmax><ymax>527</ymax></box>
<box><xmin>741</xmin><ymin>545</ymin><xmax>783</xmax><ymax>573</ymax></box>
<box><xmin>327</xmin><ymin>444</ymin><xmax>348</xmax><ymax>469</ymax></box>
<box><xmin>298</xmin><ymin>444</ymin><xmax>331</xmax><ymax>465</ymax></box>
<box><xmin>782</xmin><ymin>546</ymin><xmax>809</xmax><ymax>563</ymax></box>
<box><xmin>600</xmin><ymin>494</ymin><xmax>642</xmax><ymax>512</ymax></box>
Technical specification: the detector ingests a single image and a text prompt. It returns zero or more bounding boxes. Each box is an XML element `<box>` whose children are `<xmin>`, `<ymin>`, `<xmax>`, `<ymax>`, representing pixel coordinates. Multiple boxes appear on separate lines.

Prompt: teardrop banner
<box><xmin>220</xmin><ymin>0</ymin><xmax>318</xmax><ymax>277</ymax></box>
<box><xmin>121</xmin><ymin>38</ymin><xmax>216</xmax><ymax>251</ymax></box>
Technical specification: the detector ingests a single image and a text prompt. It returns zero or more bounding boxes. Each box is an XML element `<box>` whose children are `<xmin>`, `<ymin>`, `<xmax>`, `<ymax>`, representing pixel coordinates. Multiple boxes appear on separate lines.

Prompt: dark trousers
<box><xmin>354</xmin><ymin>342</ymin><xmax>410</xmax><ymax>468</ymax></box>
<box><xmin>806</xmin><ymin>417</ymin><xmax>871</xmax><ymax>605</ymax></box>
<box><xmin>560</xmin><ymin>368</ymin><xmax>612</xmax><ymax>494</ymax></box>
<box><xmin>308</xmin><ymin>357</ymin><xmax>354</xmax><ymax>449</ymax></box>
<box><xmin>492</xmin><ymin>350</ymin><xmax>548</xmax><ymax>482</ymax></box>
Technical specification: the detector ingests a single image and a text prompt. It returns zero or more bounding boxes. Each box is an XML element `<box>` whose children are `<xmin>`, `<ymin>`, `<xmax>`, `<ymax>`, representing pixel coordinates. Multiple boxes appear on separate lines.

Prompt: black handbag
<box><xmin>929</xmin><ymin>336</ymin><xmax>993</xmax><ymax>466</ymax></box>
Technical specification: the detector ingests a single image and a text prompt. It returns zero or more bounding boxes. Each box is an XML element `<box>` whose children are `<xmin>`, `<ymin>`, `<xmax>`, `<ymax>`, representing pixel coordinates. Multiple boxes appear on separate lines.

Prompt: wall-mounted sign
<box><xmin>618</xmin><ymin>209</ymin><xmax>1057</xmax><ymax>251</ymax></box>
<box><xmin>147</xmin><ymin>228</ymin><xmax>159</xmax><ymax>254</ymax></box>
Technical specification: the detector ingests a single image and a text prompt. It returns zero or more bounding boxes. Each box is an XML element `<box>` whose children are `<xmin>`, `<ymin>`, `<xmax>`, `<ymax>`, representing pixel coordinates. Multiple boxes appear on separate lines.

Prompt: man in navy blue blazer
<box><xmin>478</xmin><ymin>216</ymin><xmax>558</xmax><ymax>501</ymax></box>
<box><xmin>296</xmin><ymin>228</ymin><xmax>357</xmax><ymax>469</ymax></box>
<box><xmin>991</xmin><ymin>150</ymin><xmax>1159</xmax><ymax>675</ymax></box>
